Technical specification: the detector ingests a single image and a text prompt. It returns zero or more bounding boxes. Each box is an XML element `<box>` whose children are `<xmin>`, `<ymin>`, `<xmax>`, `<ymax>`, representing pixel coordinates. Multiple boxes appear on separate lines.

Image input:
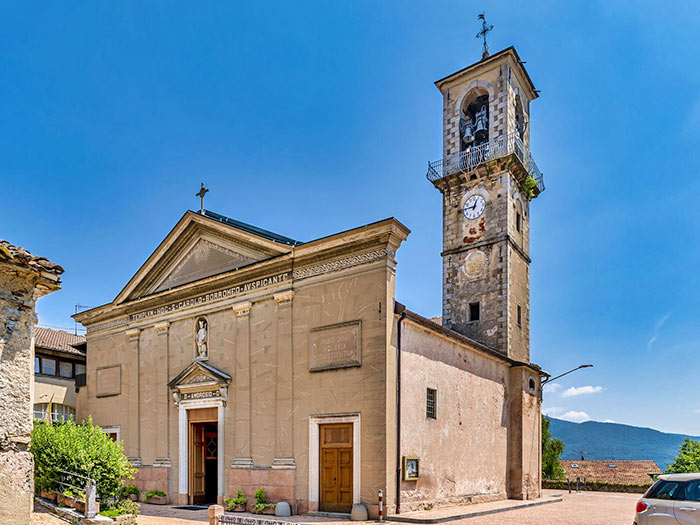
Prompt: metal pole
<box><xmin>378</xmin><ymin>489</ymin><xmax>383</xmax><ymax>522</ymax></box>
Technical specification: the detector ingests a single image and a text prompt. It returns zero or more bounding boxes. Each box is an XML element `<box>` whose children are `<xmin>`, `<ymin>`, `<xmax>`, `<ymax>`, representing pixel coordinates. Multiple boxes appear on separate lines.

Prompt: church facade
<box><xmin>75</xmin><ymin>47</ymin><xmax>545</xmax><ymax>515</ymax></box>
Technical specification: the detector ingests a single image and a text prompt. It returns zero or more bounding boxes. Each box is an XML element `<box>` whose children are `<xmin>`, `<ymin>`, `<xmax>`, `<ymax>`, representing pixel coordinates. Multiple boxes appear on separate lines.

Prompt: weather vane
<box><xmin>196</xmin><ymin>182</ymin><xmax>209</xmax><ymax>214</ymax></box>
<box><xmin>476</xmin><ymin>13</ymin><xmax>494</xmax><ymax>59</ymax></box>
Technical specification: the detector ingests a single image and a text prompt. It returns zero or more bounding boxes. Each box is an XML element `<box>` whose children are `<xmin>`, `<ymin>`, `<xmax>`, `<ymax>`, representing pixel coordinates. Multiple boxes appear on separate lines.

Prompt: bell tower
<box><xmin>427</xmin><ymin>46</ymin><xmax>544</xmax><ymax>362</ymax></box>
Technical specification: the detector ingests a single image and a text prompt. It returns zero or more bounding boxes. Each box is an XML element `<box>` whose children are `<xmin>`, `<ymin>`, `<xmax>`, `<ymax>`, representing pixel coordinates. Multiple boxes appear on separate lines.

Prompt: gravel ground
<box><xmin>32</xmin><ymin>490</ymin><xmax>641</xmax><ymax>525</ymax></box>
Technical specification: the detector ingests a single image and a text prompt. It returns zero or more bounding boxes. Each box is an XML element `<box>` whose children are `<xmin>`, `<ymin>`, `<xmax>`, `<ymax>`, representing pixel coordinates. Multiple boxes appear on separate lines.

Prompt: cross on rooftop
<box><xmin>476</xmin><ymin>13</ymin><xmax>494</xmax><ymax>59</ymax></box>
<box><xmin>196</xmin><ymin>182</ymin><xmax>209</xmax><ymax>214</ymax></box>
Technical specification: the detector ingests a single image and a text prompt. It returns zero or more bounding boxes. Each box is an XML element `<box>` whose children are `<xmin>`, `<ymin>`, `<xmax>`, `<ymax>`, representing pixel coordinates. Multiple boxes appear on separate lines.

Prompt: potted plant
<box><xmin>224</xmin><ymin>490</ymin><xmax>248</xmax><ymax>512</ymax></box>
<box><xmin>120</xmin><ymin>484</ymin><xmax>140</xmax><ymax>502</ymax></box>
<box><xmin>253</xmin><ymin>488</ymin><xmax>275</xmax><ymax>515</ymax></box>
<box><xmin>143</xmin><ymin>490</ymin><xmax>167</xmax><ymax>505</ymax></box>
<box><xmin>39</xmin><ymin>488</ymin><xmax>55</xmax><ymax>501</ymax></box>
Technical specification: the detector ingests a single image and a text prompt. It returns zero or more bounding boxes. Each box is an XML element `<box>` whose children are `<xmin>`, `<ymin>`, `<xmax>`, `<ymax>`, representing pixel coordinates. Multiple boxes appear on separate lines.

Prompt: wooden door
<box><xmin>190</xmin><ymin>423</ymin><xmax>206</xmax><ymax>505</ymax></box>
<box><xmin>320</xmin><ymin>423</ymin><xmax>353</xmax><ymax>513</ymax></box>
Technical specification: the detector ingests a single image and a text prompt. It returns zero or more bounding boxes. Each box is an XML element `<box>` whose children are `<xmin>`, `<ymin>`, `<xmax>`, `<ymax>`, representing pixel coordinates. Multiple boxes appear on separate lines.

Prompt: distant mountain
<box><xmin>549</xmin><ymin>418</ymin><xmax>700</xmax><ymax>470</ymax></box>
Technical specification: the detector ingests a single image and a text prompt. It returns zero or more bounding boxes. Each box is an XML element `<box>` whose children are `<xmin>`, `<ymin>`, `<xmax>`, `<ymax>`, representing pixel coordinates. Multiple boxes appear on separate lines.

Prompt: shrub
<box><xmin>101</xmin><ymin>497</ymin><xmax>140</xmax><ymax>517</ymax></box>
<box><xmin>119</xmin><ymin>484</ymin><xmax>140</xmax><ymax>498</ymax></box>
<box><xmin>144</xmin><ymin>490</ymin><xmax>166</xmax><ymax>499</ymax></box>
<box><xmin>253</xmin><ymin>488</ymin><xmax>274</xmax><ymax>514</ymax></box>
<box><xmin>520</xmin><ymin>175</ymin><xmax>538</xmax><ymax>198</ymax></box>
<box><xmin>224</xmin><ymin>490</ymin><xmax>248</xmax><ymax>510</ymax></box>
<box><xmin>31</xmin><ymin>417</ymin><xmax>136</xmax><ymax>501</ymax></box>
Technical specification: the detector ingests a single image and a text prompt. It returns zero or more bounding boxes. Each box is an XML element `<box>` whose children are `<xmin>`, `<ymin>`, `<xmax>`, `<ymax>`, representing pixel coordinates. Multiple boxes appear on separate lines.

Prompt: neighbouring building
<box><xmin>0</xmin><ymin>240</ymin><xmax>62</xmax><ymax>524</ymax></box>
<box><xmin>33</xmin><ymin>327</ymin><xmax>86</xmax><ymax>423</ymax></box>
<box><xmin>561</xmin><ymin>460</ymin><xmax>662</xmax><ymax>486</ymax></box>
<box><xmin>74</xmin><ymin>46</ymin><xmax>546</xmax><ymax>515</ymax></box>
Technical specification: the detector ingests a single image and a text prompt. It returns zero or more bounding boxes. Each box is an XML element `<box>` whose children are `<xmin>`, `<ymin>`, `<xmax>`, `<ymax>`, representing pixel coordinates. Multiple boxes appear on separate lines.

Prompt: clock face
<box><xmin>463</xmin><ymin>195</ymin><xmax>486</xmax><ymax>220</ymax></box>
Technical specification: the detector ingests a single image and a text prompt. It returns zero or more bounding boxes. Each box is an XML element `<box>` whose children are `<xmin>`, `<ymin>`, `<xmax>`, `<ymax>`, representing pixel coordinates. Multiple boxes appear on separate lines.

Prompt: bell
<box><xmin>463</xmin><ymin>125</ymin><xmax>474</xmax><ymax>143</ymax></box>
<box><xmin>474</xmin><ymin>118</ymin><xmax>488</xmax><ymax>142</ymax></box>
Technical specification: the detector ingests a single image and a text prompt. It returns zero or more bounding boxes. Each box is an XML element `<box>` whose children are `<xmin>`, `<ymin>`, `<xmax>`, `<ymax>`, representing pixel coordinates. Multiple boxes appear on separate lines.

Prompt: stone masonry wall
<box><xmin>0</xmin><ymin>268</ymin><xmax>43</xmax><ymax>522</ymax></box>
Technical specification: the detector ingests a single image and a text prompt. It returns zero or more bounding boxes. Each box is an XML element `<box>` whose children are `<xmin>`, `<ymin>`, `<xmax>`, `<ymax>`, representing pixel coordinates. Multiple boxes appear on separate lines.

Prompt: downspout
<box><xmin>394</xmin><ymin>301</ymin><xmax>407</xmax><ymax>514</ymax></box>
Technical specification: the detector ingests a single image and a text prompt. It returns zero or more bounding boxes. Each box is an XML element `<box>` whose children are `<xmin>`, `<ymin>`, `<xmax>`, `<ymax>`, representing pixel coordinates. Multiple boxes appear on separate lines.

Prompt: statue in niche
<box><xmin>195</xmin><ymin>317</ymin><xmax>208</xmax><ymax>360</ymax></box>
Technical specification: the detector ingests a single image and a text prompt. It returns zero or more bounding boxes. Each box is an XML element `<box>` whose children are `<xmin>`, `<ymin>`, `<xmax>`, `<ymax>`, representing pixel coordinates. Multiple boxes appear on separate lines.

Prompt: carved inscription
<box><xmin>181</xmin><ymin>390</ymin><xmax>221</xmax><ymax>401</ymax></box>
<box><xmin>309</xmin><ymin>320</ymin><xmax>361</xmax><ymax>372</ymax></box>
<box><xmin>96</xmin><ymin>365</ymin><xmax>121</xmax><ymax>397</ymax></box>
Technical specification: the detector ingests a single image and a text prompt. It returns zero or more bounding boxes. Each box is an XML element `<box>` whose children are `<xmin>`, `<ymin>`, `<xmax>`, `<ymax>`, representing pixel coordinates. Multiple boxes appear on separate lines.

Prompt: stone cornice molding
<box><xmin>154</xmin><ymin>321</ymin><xmax>170</xmax><ymax>335</ymax></box>
<box><xmin>292</xmin><ymin>248</ymin><xmax>391</xmax><ymax>281</ymax></box>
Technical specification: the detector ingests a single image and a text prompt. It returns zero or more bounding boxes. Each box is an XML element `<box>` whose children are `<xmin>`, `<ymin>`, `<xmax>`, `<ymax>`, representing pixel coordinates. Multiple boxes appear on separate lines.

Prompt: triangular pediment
<box><xmin>168</xmin><ymin>360</ymin><xmax>231</xmax><ymax>390</ymax></box>
<box><xmin>115</xmin><ymin>211</ymin><xmax>294</xmax><ymax>303</ymax></box>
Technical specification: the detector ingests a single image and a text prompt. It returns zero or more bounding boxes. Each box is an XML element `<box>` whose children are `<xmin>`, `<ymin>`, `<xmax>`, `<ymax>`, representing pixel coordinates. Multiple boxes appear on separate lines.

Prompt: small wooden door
<box><xmin>190</xmin><ymin>423</ymin><xmax>206</xmax><ymax>505</ymax></box>
<box><xmin>320</xmin><ymin>423</ymin><xmax>353</xmax><ymax>513</ymax></box>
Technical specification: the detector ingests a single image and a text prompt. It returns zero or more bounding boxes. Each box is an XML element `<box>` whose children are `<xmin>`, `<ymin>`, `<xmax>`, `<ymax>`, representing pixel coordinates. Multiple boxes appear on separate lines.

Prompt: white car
<box><xmin>635</xmin><ymin>473</ymin><xmax>700</xmax><ymax>524</ymax></box>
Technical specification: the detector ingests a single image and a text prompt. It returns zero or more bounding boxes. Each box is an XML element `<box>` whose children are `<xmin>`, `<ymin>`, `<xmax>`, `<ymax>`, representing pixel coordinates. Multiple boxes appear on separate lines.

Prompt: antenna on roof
<box><xmin>476</xmin><ymin>13</ymin><xmax>494</xmax><ymax>60</ymax></box>
<box><xmin>74</xmin><ymin>304</ymin><xmax>93</xmax><ymax>335</ymax></box>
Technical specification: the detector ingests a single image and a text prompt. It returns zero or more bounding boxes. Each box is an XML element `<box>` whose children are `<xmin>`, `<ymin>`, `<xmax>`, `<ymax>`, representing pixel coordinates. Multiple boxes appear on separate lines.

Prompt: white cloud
<box><xmin>561</xmin><ymin>385</ymin><xmax>604</xmax><ymax>398</ymax></box>
<box><xmin>543</xmin><ymin>407</ymin><xmax>564</xmax><ymax>418</ymax></box>
<box><xmin>603</xmin><ymin>419</ymin><xmax>616</xmax><ymax>423</ymax></box>
<box><xmin>542</xmin><ymin>383</ymin><xmax>562</xmax><ymax>394</ymax></box>
<box><xmin>693</xmin><ymin>409</ymin><xmax>700</xmax><ymax>414</ymax></box>
<box><xmin>560</xmin><ymin>411</ymin><xmax>591</xmax><ymax>423</ymax></box>
<box><xmin>648</xmin><ymin>313</ymin><xmax>671</xmax><ymax>349</ymax></box>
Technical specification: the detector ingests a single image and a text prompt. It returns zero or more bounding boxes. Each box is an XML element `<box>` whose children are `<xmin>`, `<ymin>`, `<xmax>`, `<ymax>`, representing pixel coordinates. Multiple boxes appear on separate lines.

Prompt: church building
<box><xmin>74</xmin><ymin>46</ymin><xmax>546</xmax><ymax>516</ymax></box>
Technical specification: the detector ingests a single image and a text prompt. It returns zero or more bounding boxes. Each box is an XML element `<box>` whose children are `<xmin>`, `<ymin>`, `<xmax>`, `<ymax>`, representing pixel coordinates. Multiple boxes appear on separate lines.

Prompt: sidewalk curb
<box><xmin>383</xmin><ymin>496</ymin><xmax>564</xmax><ymax>523</ymax></box>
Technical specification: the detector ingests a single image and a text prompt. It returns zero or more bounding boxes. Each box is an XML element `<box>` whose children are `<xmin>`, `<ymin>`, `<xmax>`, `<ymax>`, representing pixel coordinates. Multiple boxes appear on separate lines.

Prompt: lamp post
<box><xmin>541</xmin><ymin>364</ymin><xmax>592</xmax><ymax>385</ymax></box>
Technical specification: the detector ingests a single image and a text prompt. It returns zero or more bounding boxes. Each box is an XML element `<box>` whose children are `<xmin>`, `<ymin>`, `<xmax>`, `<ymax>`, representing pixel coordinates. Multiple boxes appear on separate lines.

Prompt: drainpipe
<box><xmin>394</xmin><ymin>301</ymin><xmax>407</xmax><ymax>514</ymax></box>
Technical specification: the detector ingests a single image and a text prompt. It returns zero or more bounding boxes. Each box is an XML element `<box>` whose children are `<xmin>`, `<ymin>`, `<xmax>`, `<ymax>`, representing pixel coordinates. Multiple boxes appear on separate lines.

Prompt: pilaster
<box><xmin>125</xmin><ymin>328</ymin><xmax>140</xmax><ymax>462</ymax></box>
<box><xmin>273</xmin><ymin>291</ymin><xmax>295</xmax><ymax>468</ymax></box>
<box><xmin>233</xmin><ymin>301</ymin><xmax>253</xmax><ymax>467</ymax></box>
<box><xmin>155</xmin><ymin>322</ymin><xmax>170</xmax><ymax>462</ymax></box>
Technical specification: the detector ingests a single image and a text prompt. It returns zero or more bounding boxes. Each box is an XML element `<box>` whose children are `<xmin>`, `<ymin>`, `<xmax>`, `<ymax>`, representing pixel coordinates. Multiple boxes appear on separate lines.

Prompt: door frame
<box><xmin>178</xmin><ymin>398</ymin><xmax>225</xmax><ymax>502</ymax></box>
<box><xmin>308</xmin><ymin>413</ymin><xmax>361</xmax><ymax>509</ymax></box>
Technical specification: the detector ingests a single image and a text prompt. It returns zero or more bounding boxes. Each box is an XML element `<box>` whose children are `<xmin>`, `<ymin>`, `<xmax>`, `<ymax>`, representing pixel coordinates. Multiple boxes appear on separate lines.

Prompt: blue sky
<box><xmin>2</xmin><ymin>1</ymin><xmax>700</xmax><ymax>435</ymax></box>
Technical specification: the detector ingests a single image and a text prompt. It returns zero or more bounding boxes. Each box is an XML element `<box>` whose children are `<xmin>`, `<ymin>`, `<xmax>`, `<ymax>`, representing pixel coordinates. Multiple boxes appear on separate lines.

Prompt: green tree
<box><xmin>31</xmin><ymin>417</ymin><xmax>136</xmax><ymax>500</ymax></box>
<box><xmin>542</xmin><ymin>415</ymin><xmax>565</xmax><ymax>480</ymax></box>
<box><xmin>666</xmin><ymin>438</ymin><xmax>700</xmax><ymax>473</ymax></box>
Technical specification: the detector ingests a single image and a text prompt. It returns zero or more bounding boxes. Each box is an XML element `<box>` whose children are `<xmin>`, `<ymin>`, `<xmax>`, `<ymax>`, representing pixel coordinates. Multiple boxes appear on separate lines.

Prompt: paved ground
<box><xmin>32</xmin><ymin>490</ymin><xmax>642</xmax><ymax>525</ymax></box>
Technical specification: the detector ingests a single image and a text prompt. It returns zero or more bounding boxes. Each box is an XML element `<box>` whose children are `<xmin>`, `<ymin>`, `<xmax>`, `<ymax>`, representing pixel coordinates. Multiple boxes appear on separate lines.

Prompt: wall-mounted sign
<box><xmin>309</xmin><ymin>320</ymin><xmax>361</xmax><ymax>372</ymax></box>
<box><xmin>96</xmin><ymin>365</ymin><xmax>121</xmax><ymax>398</ymax></box>
<box><xmin>181</xmin><ymin>390</ymin><xmax>221</xmax><ymax>401</ymax></box>
<box><xmin>403</xmin><ymin>456</ymin><xmax>420</xmax><ymax>481</ymax></box>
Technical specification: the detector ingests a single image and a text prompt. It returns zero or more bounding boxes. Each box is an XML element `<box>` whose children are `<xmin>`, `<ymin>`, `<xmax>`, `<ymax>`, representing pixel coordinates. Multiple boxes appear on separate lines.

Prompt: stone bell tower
<box><xmin>426</xmin><ymin>46</ymin><xmax>544</xmax><ymax>362</ymax></box>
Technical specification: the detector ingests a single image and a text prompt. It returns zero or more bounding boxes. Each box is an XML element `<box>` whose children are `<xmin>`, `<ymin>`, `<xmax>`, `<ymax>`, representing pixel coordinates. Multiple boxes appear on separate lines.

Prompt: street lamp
<box><xmin>541</xmin><ymin>364</ymin><xmax>593</xmax><ymax>385</ymax></box>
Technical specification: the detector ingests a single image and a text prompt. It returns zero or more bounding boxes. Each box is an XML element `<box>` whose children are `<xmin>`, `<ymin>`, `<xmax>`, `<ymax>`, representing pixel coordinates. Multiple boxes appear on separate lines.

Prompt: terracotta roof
<box><xmin>0</xmin><ymin>240</ymin><xmax>63</xmax><ymax>275</ymax></box>
<box><xmin>561</xmin><ymin>460</ymin><xmax>662</xmax><ymax>485</ymax></box>
<box><xmin>35</xmin><ymin>327</ymin><xmax>86</xmax><ymax>357</ymax></box>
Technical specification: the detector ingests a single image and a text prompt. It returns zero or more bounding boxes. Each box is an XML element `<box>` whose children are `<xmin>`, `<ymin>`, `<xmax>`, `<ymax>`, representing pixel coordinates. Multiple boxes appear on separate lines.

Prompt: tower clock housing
<box><xmin>427</xmin><ymin>47</ymin><xmax>544</xmax><ymax>363</ymax></box>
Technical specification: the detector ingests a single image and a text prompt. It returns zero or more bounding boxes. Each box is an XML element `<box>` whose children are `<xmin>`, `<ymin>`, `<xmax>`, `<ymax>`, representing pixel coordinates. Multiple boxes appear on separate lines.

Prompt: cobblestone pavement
<box><xmin>32</xmin><ymin>490</ymin><xmax>641</xmax><ymax>525</ymax></box>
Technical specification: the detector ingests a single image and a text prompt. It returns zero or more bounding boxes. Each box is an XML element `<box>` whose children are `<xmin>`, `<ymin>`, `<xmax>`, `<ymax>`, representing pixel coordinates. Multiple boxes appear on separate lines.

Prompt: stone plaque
<box><xmin>181</xmin><ymin>390</ymin><xmax>221</xmax><ymax>401</ymax></box>
<box><xmin>310</xmin><ymin>320</ymin><xmax>361</xmax><ymax>372</ymax></box>
<box><xmin>96</xmin><ymin>365</ymin><xmax>121</xmax><ymax>397</ymax></box>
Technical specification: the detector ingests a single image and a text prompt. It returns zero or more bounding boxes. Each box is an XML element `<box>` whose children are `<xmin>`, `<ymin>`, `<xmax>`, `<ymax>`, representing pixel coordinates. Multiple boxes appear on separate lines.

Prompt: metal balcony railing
<box><xmin>426</xmin><ymin>132</ymin><xmax>545</xmax><ymax>195</ymax></box>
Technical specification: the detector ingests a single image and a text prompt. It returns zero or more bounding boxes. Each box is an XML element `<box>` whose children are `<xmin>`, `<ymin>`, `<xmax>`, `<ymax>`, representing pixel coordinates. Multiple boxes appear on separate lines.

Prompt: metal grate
<box><xmin>426</xmin><ymin>388</ymin><xmax>437</xmax><ymax>419</ymax></box>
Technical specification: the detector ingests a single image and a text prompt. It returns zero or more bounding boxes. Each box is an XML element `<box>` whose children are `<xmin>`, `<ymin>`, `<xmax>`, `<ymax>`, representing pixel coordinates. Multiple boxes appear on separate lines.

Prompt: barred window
<box><xmin>426</xmin><ymin>388</ymin><xmax>437</xmax><ymax>419</ymax></box>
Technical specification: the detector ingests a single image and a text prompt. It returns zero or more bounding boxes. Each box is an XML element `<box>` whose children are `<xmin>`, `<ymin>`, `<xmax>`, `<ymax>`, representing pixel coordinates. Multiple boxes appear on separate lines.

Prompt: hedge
<box><xmin>543</xmin><ymin>479</ymin><xmax>653</xmax><ymax>494</ymax></box>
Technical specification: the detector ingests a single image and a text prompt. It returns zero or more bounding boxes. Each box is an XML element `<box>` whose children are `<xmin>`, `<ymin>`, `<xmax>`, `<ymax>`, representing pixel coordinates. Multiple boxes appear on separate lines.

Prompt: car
<box><xmin>634</xmin><ymin>473</ymin><xmax>700</xmax><ymax>524</ymax></box>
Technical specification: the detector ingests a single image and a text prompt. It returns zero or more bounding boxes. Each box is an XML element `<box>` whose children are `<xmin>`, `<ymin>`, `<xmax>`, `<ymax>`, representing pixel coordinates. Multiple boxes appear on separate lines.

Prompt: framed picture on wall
<box><xmin>403</xmin><ymin>456</ymin><xmax>420</xmax><ymax>481</ymax></box>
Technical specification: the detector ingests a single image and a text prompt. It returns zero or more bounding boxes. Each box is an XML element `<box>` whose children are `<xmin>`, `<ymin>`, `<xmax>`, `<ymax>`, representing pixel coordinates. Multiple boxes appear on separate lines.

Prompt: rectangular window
<box><xmin>469</xmin><ymin>302</ymin><xmax>480</xmax><ymax>322</ymax></box>
<box><xmin>59</xmin><ymin>361</ymin><xmax>73</xmax><ymax>378</ymax></box>
<box><xmin>75</xmin><ymin>364</ymin><xmax>86</xmax><ymax>375</ymax></box>
<box><xmin>516</xmin><ymin>212</ymin><xmax>521</xmax><ymax>232</ymax></box>
<box><xmin>426</xmin><ymin>388</ymin><xmax>437</xmax><ymax>419</ymax></box>
<box><xmin>41</xmin><ymin>358</ymin><xmax>56</xmax><ymax>376</ymax></box>
<box><xmin>34</xmin><ymin>357</ymin><xmax>40</xmax><ymax>374</ymax></box>
<box><xmin>517</xmin><ymin>305</ymin><xmax>522</xmax><ymax>327</ymax></box>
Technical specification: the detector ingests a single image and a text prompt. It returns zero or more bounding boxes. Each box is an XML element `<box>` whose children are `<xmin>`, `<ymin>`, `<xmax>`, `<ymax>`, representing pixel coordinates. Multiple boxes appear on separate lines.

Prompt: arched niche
<box><xmin>459</xmin><ymin>87</ymin><xmax>490</xmax><ymax>150</ymax></box>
